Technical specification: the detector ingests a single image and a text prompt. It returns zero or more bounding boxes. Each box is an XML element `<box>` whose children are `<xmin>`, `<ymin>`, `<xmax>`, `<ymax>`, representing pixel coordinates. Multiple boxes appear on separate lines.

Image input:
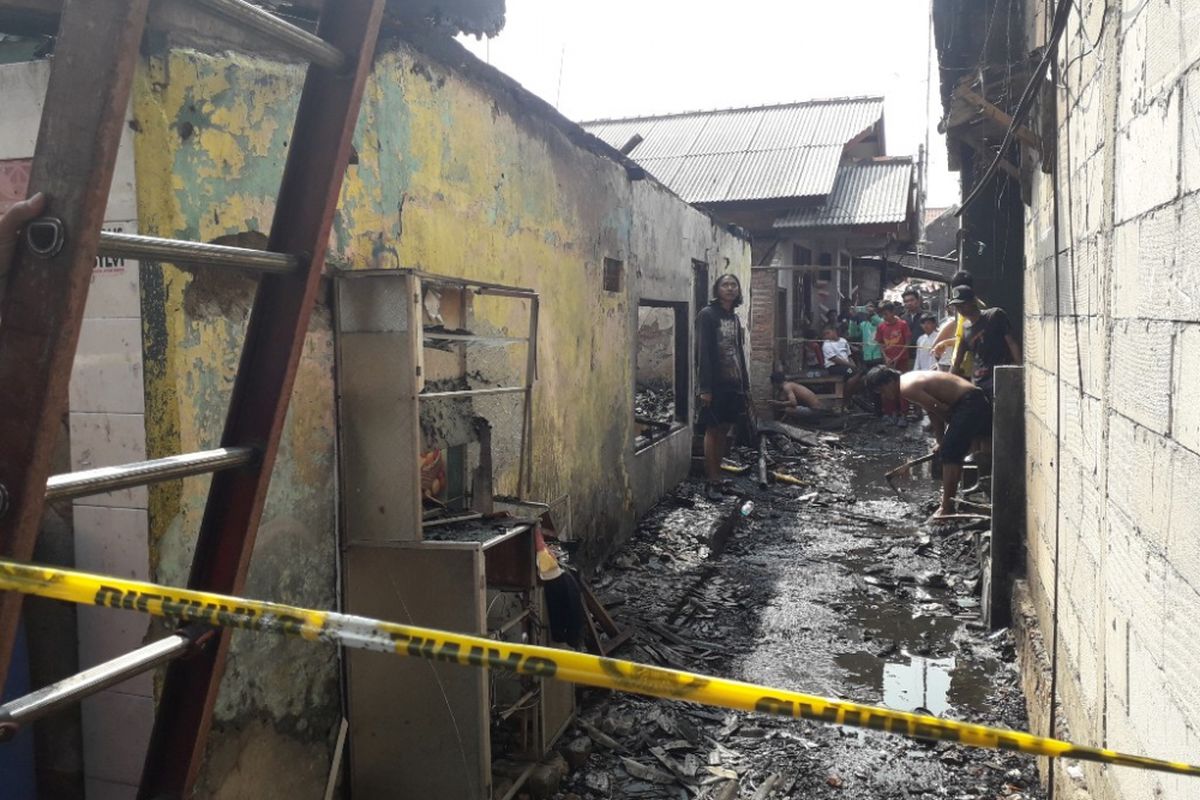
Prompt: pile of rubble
<box><xmin>635</xmin><ymin>384</ymin><xmax>677</xmax><ymax>426</ymax></box>
<box><xmin>511</xmin><ymin>421</ymin><xmax>1046</xmax><ymax>799</ymax></box>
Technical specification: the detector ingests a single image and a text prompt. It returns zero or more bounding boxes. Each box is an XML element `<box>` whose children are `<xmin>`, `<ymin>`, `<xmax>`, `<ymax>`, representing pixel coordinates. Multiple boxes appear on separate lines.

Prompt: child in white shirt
<box><xmin>915</xmin><ymin>314</ymin><xmax>939</xmax><ymax>371</ymax></box>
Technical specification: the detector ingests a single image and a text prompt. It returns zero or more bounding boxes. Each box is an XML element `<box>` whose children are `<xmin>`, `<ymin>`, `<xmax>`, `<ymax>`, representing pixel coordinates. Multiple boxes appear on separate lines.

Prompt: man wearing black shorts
<box><xmin>697</xmin><ymin>274</ymin><xmax>751</xmax><ymax>500</ymax></box>
<box><xmin>864</xmin><ymin>367</ymin><xmax>992</xmax><ymax>518</ymax></box>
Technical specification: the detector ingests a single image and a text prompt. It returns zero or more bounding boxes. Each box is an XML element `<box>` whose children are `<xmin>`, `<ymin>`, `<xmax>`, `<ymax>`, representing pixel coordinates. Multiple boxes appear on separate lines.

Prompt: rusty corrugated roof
<box><xmin>773</xmin><ymin>159</ymin><xmax>914</xmax><ymax>229</ymax></box>
<box><xmin>580</xmin><ymin>97</ymin><xmax>884</xmax><ymax>204</ymax></box>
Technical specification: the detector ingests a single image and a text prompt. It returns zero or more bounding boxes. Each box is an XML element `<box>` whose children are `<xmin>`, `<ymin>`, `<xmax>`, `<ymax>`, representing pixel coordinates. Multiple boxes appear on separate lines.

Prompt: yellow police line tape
<box><xmin>2</xmin><ymin>558</ymin><xmax>1197</xmax><ymax>777</ymax></box>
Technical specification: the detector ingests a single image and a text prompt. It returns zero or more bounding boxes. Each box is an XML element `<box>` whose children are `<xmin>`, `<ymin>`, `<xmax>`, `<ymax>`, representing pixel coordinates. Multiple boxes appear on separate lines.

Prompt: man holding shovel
<box><xmin>864</xmin><ymin>366</ymin><xmax>992</xmax><ymax>520</ymax></box>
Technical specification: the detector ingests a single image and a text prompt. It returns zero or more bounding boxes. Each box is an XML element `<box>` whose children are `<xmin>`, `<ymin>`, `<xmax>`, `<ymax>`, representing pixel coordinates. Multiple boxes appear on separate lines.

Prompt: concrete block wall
<box><xmin>1022</xmin><ymin>2</ymin><xmax>1200</xmax><ymax>797</ymax></box>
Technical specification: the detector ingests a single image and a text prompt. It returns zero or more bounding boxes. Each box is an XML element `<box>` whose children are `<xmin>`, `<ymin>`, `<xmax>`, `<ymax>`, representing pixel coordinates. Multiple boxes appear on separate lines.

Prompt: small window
<box><xmin>603</xmin><ymin>258</ymin><xmax>623</xmax><ymax>292</ymax></box>
<box><xmin>793</xmin><ymin>245</ymin><xmax>812</xmax><ymax>265</ymax></box>
<box><xmin>818</xmin><ymin>252</ymin><xmax>833</xmax><ymax>267</ymax></box>
<box><xmin>635</xmin><ymin>300</ymin><xmax>689</xmax><ymax>449</ymax></box>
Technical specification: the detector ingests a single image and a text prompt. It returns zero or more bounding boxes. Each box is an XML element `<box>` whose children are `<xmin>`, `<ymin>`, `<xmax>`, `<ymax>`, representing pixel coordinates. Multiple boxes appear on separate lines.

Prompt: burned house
<box><xmin>0</xmin><ymin>3</ymin><xmax>748</xmax><ymax>797</ymax></box>
<box><xmin>582</xmin><ymin>99</ymin><xmax>923</xmax><ymax>402</ymax></box>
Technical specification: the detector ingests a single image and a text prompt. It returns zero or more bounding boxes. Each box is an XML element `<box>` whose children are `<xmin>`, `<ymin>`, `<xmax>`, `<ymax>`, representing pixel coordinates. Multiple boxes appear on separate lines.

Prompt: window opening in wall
<box><xmin>793</xmin><ymin>245</ymin><xmax>812</xmax><ymax>265</ymax></box>
<box><xmin>603</xmin><ymin>258</ymin><xmax>623</xmax><ymax>293</ymax></box>
<box><xmin>634</xmin><ymin>300</ymin><xmax>689</xmax><ymax>450</ymax></box>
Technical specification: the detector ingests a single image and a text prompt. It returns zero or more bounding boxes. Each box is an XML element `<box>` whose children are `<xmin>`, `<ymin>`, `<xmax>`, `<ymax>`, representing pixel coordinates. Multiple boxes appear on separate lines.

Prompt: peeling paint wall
<box><xmin>130</xmin><ymin>34</ymin><xmax>747</xmax><ymax>796</ymax></box>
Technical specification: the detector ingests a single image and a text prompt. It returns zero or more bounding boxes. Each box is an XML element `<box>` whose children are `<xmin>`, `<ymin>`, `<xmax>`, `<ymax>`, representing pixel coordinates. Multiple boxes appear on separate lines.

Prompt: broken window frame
<box><xmin>633</xmin><ymin>298</ymin><xmax>690</xmax><ymax>452</ymax></box>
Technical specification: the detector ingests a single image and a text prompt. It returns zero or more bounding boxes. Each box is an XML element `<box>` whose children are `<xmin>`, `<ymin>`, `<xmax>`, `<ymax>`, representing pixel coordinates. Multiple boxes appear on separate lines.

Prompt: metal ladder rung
<box><xmin>0</xmin><ymin>627</ymin><xmax>204</xmax><ymax>742</ymax></box>
<box><xmin>97</xmin><ymin>231</ymin><xmax>299</xmax><ymax>274</ymax></box>
<box><xmin>194</xmin><ymin>0</ymin><xmax>346</xmax><ymax>70</ymax></box>
<box><xmin>45</xmin><ymin>447</ymin><xmax>257</xmax><ymax>502</ymax></box>
<box><xmin>419</xmin><ymin>386</ymin><xmax>528</xmax><ymax>400</ymax></box>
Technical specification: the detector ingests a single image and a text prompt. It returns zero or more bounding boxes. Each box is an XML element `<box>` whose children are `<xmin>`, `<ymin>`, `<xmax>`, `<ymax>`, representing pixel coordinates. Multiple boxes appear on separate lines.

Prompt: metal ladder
<box><xmin>0</xmin><ymin>0</ymin><xmax>383</xmax><ymax>795</ymax></box>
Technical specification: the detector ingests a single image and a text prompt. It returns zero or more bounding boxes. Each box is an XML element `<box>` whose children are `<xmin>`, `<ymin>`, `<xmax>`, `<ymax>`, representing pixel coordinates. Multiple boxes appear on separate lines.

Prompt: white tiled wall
<box><xmin>2</xmin><ymin>59</ymin><xmax>151</xmax><ymax>798</ymax></box>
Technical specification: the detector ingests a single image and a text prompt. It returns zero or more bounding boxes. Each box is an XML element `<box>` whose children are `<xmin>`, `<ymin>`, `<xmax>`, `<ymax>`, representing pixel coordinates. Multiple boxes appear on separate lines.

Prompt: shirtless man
<box><xmin>768</xmin><ymin>371</ymin><xmax>821</xmax><ymax>421</ymax></box>
<box><xmin>864</xmin><ymin>366</ymin><xmax>992</xmax><ymax>519</ymax></box>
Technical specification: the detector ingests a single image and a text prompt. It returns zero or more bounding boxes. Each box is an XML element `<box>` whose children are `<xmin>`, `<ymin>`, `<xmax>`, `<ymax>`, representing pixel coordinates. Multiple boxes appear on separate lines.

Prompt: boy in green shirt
<box><xmin>848</xmin><ymin>302</ymin><xmax>883</xmax><ymax>367</ymax></box>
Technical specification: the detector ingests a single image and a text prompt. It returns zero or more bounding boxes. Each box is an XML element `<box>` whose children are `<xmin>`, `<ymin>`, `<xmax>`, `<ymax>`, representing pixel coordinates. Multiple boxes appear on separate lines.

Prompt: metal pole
<box><xmin>193</xmin><ymin>0</ymin><xmax>346</xmax><ymax>70</ymax></box>
<box><xmin>44</xmin><ymin>447</ymin><xmax>257</xmax><ymax>503</ymax></box>
<box><xmin>0</xmin><ymin>627</ymin><xmax>206</xmax><ymax>741</ymax></box>
<box><xmin>97</xmin><ymin>231</ymin><xmax>299</xmax><ymax>274</ymax></box>
<box><xmin>518</xmin><ymin>296</ymin><xmax>539</xmax><ymax>499</ymax></box>
<box><xmin>419</xmin><ymin>386</ymin><xmax>528</xmax><ymax>400</ymax></box>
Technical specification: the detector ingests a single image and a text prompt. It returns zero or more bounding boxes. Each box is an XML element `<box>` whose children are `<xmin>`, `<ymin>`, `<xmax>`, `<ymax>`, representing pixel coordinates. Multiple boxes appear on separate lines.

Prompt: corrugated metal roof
<box><xmin>773</xmin><ymin>159</ymin><xmax>914</xmax><ymax>229</ymax></box>
<box><xmin>726</xmin><ymin>146</ymin><xmax>843</xmax><ymax>203</ymax></box>
<box><xmin>580</xmin><ymin>97</ymin><xmax>884</xmax><ymax>204</ymax></box>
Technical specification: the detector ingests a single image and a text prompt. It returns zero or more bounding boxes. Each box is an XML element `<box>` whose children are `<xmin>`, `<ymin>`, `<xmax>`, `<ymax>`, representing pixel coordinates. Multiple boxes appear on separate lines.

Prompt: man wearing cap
<box><xmin>948</xmin><ymin>285</ymin><xmax>1021</xmax><ymax>396</ymax></box>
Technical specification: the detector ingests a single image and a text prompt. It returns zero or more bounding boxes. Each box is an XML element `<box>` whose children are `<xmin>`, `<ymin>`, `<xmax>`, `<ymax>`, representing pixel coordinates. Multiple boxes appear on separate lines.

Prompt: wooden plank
<box><xmin>954</xmin><ymin>85</ymin><xmax>1043</xmax><ymax>152</ymax></box>
<box><xmin>0</xmin><ymin>0</ymin><xmax>149</xmax><ymax>684</ymax></box>
<box><xmin>987</xmin><ymin>366</ymin><xmax>1023</xmax><ymax>629</ymax></box>
<box><xmin>138</xmin><ymin>1</ymin><xmax>385</xmax><ymax>795</ymax></box>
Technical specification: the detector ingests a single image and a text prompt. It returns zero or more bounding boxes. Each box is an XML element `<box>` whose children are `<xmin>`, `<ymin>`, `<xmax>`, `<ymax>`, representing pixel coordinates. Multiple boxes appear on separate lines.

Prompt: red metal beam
<box><xmin>0</xmin><ymin>0</ymin><xmax>149</xmax><ymax>682</ymax></box>
<box><xmin>138</xmin><ymin>1</ymin><xmax>384</xmax><ymax>795</ymax></box>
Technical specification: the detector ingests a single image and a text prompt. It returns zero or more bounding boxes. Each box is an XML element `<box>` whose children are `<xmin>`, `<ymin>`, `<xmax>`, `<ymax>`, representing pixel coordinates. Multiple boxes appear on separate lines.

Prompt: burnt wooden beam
<box><xmin>954</xmin><ymin>84</ymin><xmax>1043</xmax><ymax>152</ymax></box>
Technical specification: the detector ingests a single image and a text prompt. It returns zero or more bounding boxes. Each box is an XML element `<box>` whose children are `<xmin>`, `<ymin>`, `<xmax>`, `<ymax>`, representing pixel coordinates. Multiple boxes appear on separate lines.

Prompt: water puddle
<box><xmin>822</xmin><ymin>449</ymin><xmax>1002</xmax><ymax>717</ymax></box>
<box><xmin>882</xmin><ymin>655</ymin><xmax>954</xmax><ymax>715</ymax></box>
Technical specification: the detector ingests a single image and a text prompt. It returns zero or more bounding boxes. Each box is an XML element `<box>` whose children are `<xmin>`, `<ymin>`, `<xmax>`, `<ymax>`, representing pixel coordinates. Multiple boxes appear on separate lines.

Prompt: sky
<box><xmin>457</xmin><ymin>0</ymin><xmax>960</xmax><ymax>209</ymax></box>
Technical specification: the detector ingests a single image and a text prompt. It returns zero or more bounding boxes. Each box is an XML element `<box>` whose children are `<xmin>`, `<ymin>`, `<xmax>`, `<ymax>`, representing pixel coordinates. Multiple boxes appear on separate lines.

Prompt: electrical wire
<box><xmin>958</xmin><ymin>0</ymin><xmax>1074</xmax><ymax>217</ymax></box>
<box><xmin>1063</xmin><ymin>0</ymin><xmax>1107</xmax><ymax>73</ymax></box>
<box><xmin>1047</xmin><ymin>33</ymin><xmax>1066</xmax><ymax>800</ymax></box>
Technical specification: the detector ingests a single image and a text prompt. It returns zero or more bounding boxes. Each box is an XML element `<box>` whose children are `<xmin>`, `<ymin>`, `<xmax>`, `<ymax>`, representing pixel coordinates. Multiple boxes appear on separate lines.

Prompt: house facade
<box><xmin>583</xmin><ymin>99</ymin><xmax>921</xmax><ymax>403</ymax></box>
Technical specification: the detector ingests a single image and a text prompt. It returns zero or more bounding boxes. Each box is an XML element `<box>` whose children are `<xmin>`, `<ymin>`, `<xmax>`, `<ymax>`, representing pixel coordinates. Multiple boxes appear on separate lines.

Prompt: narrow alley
<box><xmin>538</xmin><ymin>420</ymin><xmax>1043</xmax><ymax>800</ymax></box>
<box><xmin>1</xmin><ymin>1</ymin><xmax>1199</xmax><ymax>799</ymax></box>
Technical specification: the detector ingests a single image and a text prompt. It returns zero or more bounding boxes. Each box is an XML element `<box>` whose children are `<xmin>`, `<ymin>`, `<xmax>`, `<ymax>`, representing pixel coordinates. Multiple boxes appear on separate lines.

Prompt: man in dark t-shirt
<box><xmin>901</xmin><ymin>288</ymin><xmax>925</xmax><ymax>349</ymax></box>
<box><xmin>697</xmin><ymin>274</ymin><xmax>751</xmax><ymax>500</ymax></box>
<box><xmin>948</xmin><ymin>286</ymin><xmax>1022</xmax><ymax>395</ymax></box>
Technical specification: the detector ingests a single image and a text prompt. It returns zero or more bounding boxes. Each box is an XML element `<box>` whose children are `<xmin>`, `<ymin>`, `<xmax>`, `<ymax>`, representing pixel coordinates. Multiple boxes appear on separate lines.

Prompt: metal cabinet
<box><xmin>334</xmin><ymin>270</ymin><xmax>570</xmax><ymax>799</ymax></box>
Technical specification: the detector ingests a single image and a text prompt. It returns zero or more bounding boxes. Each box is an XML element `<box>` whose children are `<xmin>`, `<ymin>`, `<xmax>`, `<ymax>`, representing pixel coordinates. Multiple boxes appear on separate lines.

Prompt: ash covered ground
<box><xmin>528</xmin><ymin>418</ymin><xmax>1048</xmax><ymax>800</ymax></box>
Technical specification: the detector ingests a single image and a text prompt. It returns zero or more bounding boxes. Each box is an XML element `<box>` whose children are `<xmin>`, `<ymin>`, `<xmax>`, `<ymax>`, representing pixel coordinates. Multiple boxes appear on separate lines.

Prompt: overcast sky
<box><xmin>458</xmin><ymin>0</ymin><xmax>959</xmax><ymax>209</ymax></box>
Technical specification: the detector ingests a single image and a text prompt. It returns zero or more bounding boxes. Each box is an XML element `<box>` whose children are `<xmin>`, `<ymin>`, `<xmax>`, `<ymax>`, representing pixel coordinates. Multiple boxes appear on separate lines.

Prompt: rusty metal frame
<box><xmin>139</xmin><ymin>1</ymin><xmax>384</xmax><ymax>794</ymax></box>
<box><xmin>0</xmin><ymin>0</ymin><xmax>150</xmax><ymax>683</ymax></box>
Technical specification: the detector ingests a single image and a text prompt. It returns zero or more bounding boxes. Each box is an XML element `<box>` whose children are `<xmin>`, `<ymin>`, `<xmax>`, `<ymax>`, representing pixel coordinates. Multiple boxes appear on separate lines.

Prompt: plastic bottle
<box><xmin>740</xmin><ymin>501</ymin><xmax>754</xmax><ymax>517</ymax></box>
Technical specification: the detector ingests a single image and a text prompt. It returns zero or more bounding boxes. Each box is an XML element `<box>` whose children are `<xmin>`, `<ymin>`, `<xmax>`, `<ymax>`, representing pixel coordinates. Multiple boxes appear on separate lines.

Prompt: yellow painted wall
<box><xmin>132</xmin><ymin>36</ymin><xmax>747</xmax><ymax>797</ymax></box>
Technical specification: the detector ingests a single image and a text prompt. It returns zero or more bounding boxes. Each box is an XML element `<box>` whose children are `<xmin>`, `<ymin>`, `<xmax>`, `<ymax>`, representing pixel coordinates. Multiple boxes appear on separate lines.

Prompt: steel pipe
<box><xmin>192</xmin><ymin>0</ymin><xmax>345</xmax><ymax>70</ymax></box>
<box><xmin>0</xmin><ymin>628</ymin><xmax>205</xmax><ymax>741</ymax></box>
<box><xmin>419</xmin><ymin>387</ymin><xmax>528</xmax><ymax>400</ymax></box>
<box><xmin>97</xmin><ymin>231</ymin><xmax>299</xmax><ymax>274</ymax></box>
<box><xmin>45</xmin><ymin>447</ymin><xmax>257</xmax><ymax>502</ymax></box>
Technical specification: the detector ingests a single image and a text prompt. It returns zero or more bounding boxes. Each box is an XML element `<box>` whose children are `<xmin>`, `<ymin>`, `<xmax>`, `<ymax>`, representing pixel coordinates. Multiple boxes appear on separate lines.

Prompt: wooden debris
<box><xmin>579</xmin><ymin>719</ymin><xmax>629</xmax><ymax>754</ymax></box>
<box><xmin>714</xmin><ymin>779</ymin><xmax>740</xmax><ymax>800</ymax></box>
<box><xmin>752</xmin><ymin>772</ymin><xmax>781</xmax><ymax>800</ymax></box>
<box><xmin>621</xmin><ymin>757</ymin><xmax>675</xmax><ymax>784</ymax></box>
<box><xmin>757</xmin><ymin>434</ymin><xmax>769</xmax><ymax>489</ymax></box>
